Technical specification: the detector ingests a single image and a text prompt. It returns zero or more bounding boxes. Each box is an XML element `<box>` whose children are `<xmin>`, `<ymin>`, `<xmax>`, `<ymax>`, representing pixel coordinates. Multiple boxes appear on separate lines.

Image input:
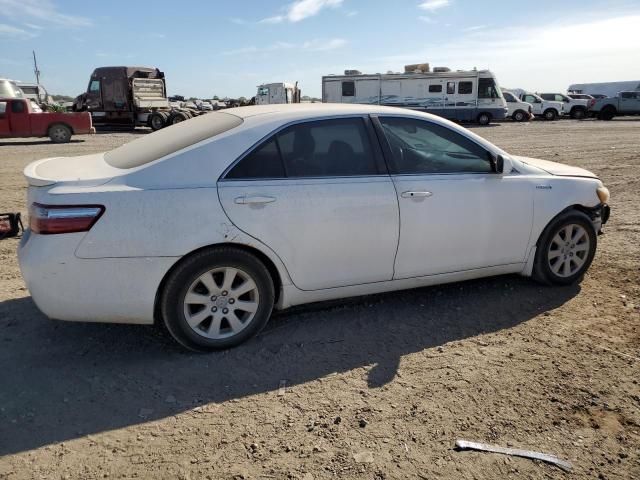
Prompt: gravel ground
<box><xmin>0</xmin><ymin>119</ymin><xmax>638</xmax><ymax>480</ymax></box>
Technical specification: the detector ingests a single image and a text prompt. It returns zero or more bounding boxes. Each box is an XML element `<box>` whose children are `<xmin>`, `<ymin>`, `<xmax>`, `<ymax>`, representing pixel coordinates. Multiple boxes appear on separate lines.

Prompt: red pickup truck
<box><xmin>0</xmin><ymin>98</ymin><xmax>94</xmax><ymax>143</ymax></box>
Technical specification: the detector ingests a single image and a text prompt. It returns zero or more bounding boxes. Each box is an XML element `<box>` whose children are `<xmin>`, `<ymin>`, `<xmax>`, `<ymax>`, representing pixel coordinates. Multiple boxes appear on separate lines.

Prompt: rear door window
<box><xmin>225</xmin><ymin>118</ymin><xmax>380</xmax><ymax>179</ymax></box>
<box><xmin>11</xmin><ymin>101</ymin><xmax>25</xmax><ymax>113</ymax></box>
<box><xmin>226</xmin><ymin>138</ymin><xmax>285</xmax><ymax>179</ymax></box>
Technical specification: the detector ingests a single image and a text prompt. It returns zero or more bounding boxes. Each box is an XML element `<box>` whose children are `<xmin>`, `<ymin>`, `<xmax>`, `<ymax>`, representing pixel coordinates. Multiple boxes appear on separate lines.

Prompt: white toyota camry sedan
<box><xmin>19</xmin><ymin>104</ymin><xmax>610</xmax><ymax>350</ymax></box>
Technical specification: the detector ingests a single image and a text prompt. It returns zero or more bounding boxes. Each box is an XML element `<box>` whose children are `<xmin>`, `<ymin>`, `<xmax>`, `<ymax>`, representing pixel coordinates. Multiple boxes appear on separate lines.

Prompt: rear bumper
<box><xmin>18</xmin><ymin>229</ymin><xmax>177</xmax><ymax>325</ymax></box>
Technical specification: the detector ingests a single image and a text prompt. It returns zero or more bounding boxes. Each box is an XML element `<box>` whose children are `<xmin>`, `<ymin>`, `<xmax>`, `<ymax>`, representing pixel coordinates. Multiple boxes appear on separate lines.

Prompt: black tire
<box><xmin>570</xmin><ymin>107</ymin><xmax>586</xmax><ymax>120</ymax></box>
<box><xmin>169</xmin><ymin>111</ymin><xmax>189</xmax><ymax>125</ymax></box>
<box><xmin>477</xmin><ymin>112</ymin><xmax>491</xmax><ymax>125</ymax></box>
<box><xmin>543</xmin><ymin>109</ymin><xmax>557</xmax><ymax>121</ymax></box>
<box><xmin>533</xmin><ymin>210</ymin><xmax>597</xmax><ymax>286</ymax></box>
<box><xmin>513</xmin><ymin>110</ymin><xmax>526</xmax><ymax>122</ymax></box>
<box><xmin>598</xmin><ymin>107</ymin><xmax>615</xmax><ymax>120</ymax></box>
<box><xmin>160</xmin><ymin>247</ymin><xmax>275</xmax><ymax>351</ymax></box>
<box><xmin>48</xmin><ymin>124</ymin><xmax>72</xmax><ymax>143</ymax></box>
<box><xmin>148</xmin><ymin>112</ymin><xmax>165</xmax><ymax>131</ymax></box>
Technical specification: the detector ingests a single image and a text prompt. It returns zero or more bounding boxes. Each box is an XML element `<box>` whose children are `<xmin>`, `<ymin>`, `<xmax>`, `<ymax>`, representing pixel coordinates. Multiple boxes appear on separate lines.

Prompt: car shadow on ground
<box><xmin>0</xmin><ymin>275</ymin><xmax>579</xmax><ymax>456</ymax></box>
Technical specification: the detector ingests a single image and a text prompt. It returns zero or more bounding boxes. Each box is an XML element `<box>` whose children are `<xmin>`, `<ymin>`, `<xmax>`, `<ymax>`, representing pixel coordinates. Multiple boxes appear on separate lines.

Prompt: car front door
<box><xmin>0</xmin><ymin>101</ymin><xmax>8</xmax><ymax>136</ymax></box>
<box><xmin>374</xmin><ymin>115</ymin><xmax>533</xmax><ymax>278</ymax></box>
<box><xmin>218</xmin><ymin>116</ymin><xmax>399</xmax><ymax>291</ymax></box>
<box><xmin>8</xmin><ymin>100</ymin><xmax>30</xmax><ymax>136</ymax></box>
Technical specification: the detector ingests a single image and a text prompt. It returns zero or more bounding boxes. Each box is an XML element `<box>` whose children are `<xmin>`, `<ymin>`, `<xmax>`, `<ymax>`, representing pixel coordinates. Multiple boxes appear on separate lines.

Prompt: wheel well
<box><xmin>602</xmin><ymin>105</ymin><xmax>616</xmax><ymax>113</ymax></box>
<box><xmin>543</xmin><ymin>108</ymin><xmax>557</xmax><ymax>114</ymax></box>
<box><xmin>153</xmin><ymin>243</ymin><xmax>283</xmax><ymax>324</ymax></box>
<box><xmin>570</xmin><ymin>106</ymin><xmax>586</xmax><ymax>113</ymax></box>
<box><xmin>535</xmin><ymin>205</ymin><xmax>595</xmax><ymax>247</ymax></box>
<box><xmin>513</xmin><ymin>109</ymin><xmax>525</xmax><ymax>116</ymax></box>
<box><xmin>48</xmin><ymin>122</ymin><xmax>74</xmax><ymax>135</ymax></box>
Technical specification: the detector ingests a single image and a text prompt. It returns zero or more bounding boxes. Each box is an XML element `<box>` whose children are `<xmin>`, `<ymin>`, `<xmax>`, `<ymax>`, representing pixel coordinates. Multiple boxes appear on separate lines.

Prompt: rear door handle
<box><xmin>400</xmin><ymin>191</ymin><xmax>433</xmax><ymax>198</ymax></box>
<box><xmin>234</xmin><ymin>195</ymin><xmax>277</xmax><ymax>205</ymax></box>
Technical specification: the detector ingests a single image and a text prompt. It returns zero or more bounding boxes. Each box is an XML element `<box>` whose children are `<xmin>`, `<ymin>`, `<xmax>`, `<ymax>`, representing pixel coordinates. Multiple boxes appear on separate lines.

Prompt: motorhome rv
<box><xmin>322</xmin><ymin>66</ymin><xmax>507</xmax><ymax>124</ymax></box>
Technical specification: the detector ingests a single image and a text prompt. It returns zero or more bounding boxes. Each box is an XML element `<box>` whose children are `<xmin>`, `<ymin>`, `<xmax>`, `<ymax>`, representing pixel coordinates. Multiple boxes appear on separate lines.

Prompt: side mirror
<box><xmin>489</xmin><ymin>153</ymin><xmax>510</xmax><ymax>174</ymax></box>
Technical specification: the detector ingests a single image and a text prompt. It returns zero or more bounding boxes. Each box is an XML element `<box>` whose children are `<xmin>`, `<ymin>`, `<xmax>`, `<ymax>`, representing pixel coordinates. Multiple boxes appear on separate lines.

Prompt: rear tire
<box><xmin>48</xmin><ymin>124</ymin><xmax>72</xmax><ymax>143</ymax></box>
<box><xmin>169</xmin><ymin>111</ymin><xmax>189</xmax><ymax>125</ymax></box>
<box><xmin>160</xmin><ymin>247</ymin><xmax>275</xmax><ymax>351</ymax></box>
<box><xmin>533</xmin><ymin>210</ymin><xmax>597</xmax><ymax>285</ymax></box>
<box><xmin>543</xmin><ymin>109</ymin><xmax>557</xmax><ymax>121</ymax></box>
<box><xmin>477</xmin><ymin>112</ymin><xmax>491</xmax><ymax>125</ymax></box>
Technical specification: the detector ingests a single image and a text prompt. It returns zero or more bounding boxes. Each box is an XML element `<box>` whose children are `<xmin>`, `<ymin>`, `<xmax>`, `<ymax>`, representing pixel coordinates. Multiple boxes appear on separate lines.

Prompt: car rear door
<box><xmin>217</xmin><ymin>116</ymin><xmax>399</xmax><ymax>291</ymax></box>
<box><xmin>374</xmin><ymin>115</ymin><xmax>533</xmax><ymax>278</ymax></box>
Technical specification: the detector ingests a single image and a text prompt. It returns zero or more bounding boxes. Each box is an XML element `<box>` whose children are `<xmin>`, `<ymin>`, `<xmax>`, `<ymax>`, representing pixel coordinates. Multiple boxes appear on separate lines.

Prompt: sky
<box><xmin>1</xmin><ymin>0</ymin><xmax>639</xmax><ymax>99</ymax></box>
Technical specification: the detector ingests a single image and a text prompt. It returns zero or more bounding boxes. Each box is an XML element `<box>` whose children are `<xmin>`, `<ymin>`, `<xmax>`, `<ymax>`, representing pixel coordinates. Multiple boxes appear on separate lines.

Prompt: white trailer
<box><xmin>255</xmin><ymin>82</ymin><xmax>301</xmax><ymax>105</ymax></box>
<box><xmin>322</xmin><ymin>68</ymin><xmax>508</xmax><ymax>124</ymax></box>
<box><xmin>568</xmin><ymin>81</ymin><xmax>640</xmax><ymax>98</ymax></box>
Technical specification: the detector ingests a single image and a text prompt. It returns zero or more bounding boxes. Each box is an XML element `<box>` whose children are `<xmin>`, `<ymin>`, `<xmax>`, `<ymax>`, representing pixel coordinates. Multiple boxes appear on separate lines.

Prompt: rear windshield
<box><xmin>105</xmin><ymin>111</ymin><xmax>243</xmax><ymax>169</ymax></box>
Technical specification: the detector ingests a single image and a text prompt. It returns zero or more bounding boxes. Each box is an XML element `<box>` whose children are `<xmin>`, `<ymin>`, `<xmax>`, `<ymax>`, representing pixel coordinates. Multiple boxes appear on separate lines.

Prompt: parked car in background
<box><xmin>590</xmin><ymin>91</ymin><xmax>640</xmax><ymax>120</ymax></box>
<box><xmin>539</xmin><ymin>93</ymin><xmax>591</xmax><ymax>119</ymax></box>
<box><xmin>19</xmin><ymin>104</ymin><xmax>610</xmax><ymax>351</ymax></box>
<box><xmin>503</xmin><ymin>91</ymin><xmax>533</xmax><ymax>122</ymax></box>
<box><xmin>520</xmin><ymin>93</ymin><xmax>563</xmax><ymax>120</ymax></box>
<box><xmin>0</xmin><ymin>78</ymin><xmax>24</xmax><ymax>98</ymax></box>
<box><xmin>0</xmin><ymin>97</ymin><xmax>94</xmax><ymax>142</ymax></box>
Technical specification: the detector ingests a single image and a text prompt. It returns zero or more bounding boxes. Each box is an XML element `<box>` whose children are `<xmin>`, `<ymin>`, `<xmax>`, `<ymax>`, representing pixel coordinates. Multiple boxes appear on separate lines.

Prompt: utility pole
<box><xmin>33</xmin><ymin>50</ymin><xmax>41</xmax><ymax>85</ymax></box>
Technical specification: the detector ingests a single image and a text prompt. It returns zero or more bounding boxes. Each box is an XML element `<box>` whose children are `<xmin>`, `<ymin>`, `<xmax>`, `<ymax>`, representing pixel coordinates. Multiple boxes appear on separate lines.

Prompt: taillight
<box><xmin>29</xmin><ymin>203</ymin><xmax>104</xmax><ymax>235</ymax></box>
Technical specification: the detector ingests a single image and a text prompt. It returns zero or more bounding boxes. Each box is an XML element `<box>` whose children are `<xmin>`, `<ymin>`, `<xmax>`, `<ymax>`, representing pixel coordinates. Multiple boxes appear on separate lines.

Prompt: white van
<box><xmin>322</xmin><ymin>68</ymin><xmax>508</xmax><ymax>124</ymax></box>
<box><xmin>503</xmin><ymin>91</ymin><xmax>533</xmax><ymax>121</ymax></box>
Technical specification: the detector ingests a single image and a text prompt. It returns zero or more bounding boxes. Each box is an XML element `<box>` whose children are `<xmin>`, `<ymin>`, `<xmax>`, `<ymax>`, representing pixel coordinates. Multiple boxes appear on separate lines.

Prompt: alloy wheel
<box><xmin>547</xmin><ymin>224</ymin><xmax>590</xmax><ymax>278</ymax></box>
<box><xmin>182</xmin><ymin>267</ymin><xmax>259</xmax><ymax>339</ymax></box>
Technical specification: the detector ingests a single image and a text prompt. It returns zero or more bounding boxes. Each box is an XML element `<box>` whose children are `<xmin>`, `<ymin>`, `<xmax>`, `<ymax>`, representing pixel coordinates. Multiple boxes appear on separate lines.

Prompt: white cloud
<box><xmin>418</xmin><ymin>0</ymin><xmax>450</xmax><ymax>12</ymax></box>
<box><xmin>0</xmin><ymin>23</ymin><xmax>37</xmax><ymax>38</ymax></box>
<box><xmin>418</xmin><ymin>16</ymin><xmax>434</xmax><ymax>23</ymax></box>
<box><xmin>288</xmin><ymin>0</ymin><xmax>343</xmax><ymax>22</ymax></box>
<box><xmin>259</xmin><ymin>0</ymin><xmax>343</xmax><ymax>24</ymax></box>
<box><xmin>371</xmin><ymin>15</ymin><xmax>640</xmax><ymax>92</ymax></box>
<box><xmin>0</xmin><ymin>0</ymin><xmax>92</xmax><ymax>27</ymax></box>
<box><xmin>223</xmin><ymin>38</ymin><xmax>347</xmax><ymax>56</ymax></box>
<box><xmin>346</xmin><ymin>10</ymin><xmax>357</xmax><ymax>17</ymax></box>
<box><xmin>302</xmin><ymin>38</ymin><xmax>347</xmax><ymax>51</ymax></box>
<box><xmin>258</xmin><ymin>15</ymin><xmax>285</xmax><ymax>24</ymax></box>
<box><xmin>463</xmin><ymin>24</ymin><xmax>486</xmax><ymax>32</ymax></box>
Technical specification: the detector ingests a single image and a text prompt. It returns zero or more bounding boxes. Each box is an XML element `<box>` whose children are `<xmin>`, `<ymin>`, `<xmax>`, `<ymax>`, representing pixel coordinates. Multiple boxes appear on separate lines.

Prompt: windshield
<box><xmin>0</xmin><ymin>80</ymin><xmax>24</xmax><ymax>98</ymax></box>
<box><xmin>105</xmin><ymin>111</ymin><xmax>243</xmax><ymax>169</ymax></box>
<box><xmin>478</xmin><ymin>77</ymin><xmax>502</xmax><ymax>99</ymax></box>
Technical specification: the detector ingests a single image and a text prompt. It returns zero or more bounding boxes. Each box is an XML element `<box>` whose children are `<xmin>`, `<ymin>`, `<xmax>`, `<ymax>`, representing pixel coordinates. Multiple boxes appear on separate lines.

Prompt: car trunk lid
<box><xmin>23</xmin><ymin>153</ymin><xmax>122</xmax><ymax>187</ymax></box>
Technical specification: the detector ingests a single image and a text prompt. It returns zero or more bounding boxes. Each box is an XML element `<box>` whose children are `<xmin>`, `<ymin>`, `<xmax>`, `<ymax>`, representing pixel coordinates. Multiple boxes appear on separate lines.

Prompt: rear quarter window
<box><xmin>105</xmin><ymin>112</ymin><xmax>243</xmax><ymax>169</ymax></box>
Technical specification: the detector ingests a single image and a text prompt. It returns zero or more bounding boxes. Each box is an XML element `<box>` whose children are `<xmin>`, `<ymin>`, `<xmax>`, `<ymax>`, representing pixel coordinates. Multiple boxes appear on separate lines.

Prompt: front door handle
<box><xmin>234</xmin><ymin>195</ymin><xmax>277</xmax><ymax>205</ymax></box>
<box><xmin>400</xmin><ymin>191</ymin><xmax>433</xmax><ymax>198</ymax></box>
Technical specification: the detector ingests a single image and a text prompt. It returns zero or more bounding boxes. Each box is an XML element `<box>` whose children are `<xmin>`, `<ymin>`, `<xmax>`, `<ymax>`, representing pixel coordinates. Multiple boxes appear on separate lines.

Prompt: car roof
<box><xmin>226</xmin><ymin>103</ymin><xmax>427</xmax><ymax>119</ymax></box>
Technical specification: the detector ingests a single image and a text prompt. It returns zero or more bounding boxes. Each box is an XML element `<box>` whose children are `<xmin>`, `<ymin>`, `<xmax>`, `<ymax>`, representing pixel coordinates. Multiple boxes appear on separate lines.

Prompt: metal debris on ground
<box><xmin>454</xmin><ymin>439</ymin><xmax>572</xmax><ymax>472</ymax></box>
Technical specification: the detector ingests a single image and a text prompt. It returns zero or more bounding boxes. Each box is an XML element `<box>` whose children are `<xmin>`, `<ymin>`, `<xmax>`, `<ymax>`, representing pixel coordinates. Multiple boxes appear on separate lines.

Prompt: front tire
<box><xmin>533</xmin><ymin>211</ymin><xmax>597</xmax><ymax>285</ymax></box>
<box><xmin>570</xmin><ymin>107</ymin><xmax>586</xmax><ymax>120</ymax></box>
<box><xmin>160</xmin><ymin>247</ymin><xmax>274</xmax><ymax>351</ymax></box>
<box><xmin>543</xmin><ymin>109</ymin><xmax>557</xmax><ymax>121</ymax></box>
<box><xmin>513</xmin><ymin>110</ymin><xmax>527</xmax><ymax>122</ymax></box>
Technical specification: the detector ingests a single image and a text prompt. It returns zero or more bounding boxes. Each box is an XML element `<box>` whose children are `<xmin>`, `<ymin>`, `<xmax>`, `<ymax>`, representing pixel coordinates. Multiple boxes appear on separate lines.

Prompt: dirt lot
<box><xmin>0</xmin><ymin>120</ymin><xmax>638</xmax><ymax>480</ymax></box>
